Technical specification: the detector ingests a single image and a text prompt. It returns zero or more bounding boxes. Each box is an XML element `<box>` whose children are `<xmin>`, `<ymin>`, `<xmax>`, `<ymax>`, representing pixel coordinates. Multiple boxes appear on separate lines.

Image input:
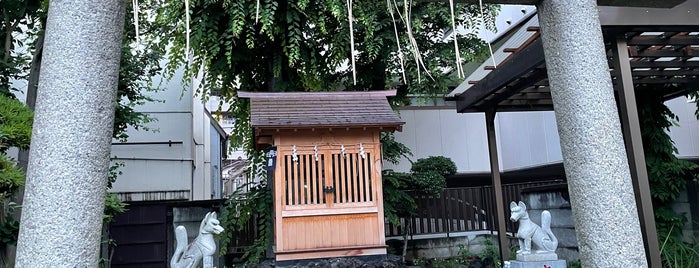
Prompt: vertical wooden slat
<box><xmin>293</xmin><ymin>158</ymin><xmax>300</xmax><ymax>205</ymax></box>
<box><xmin>284</xmin><ymin>155</ymin><xmax>290</xmax><ymax>206</ymax></box>
<box><xmin>313</xmin><ymin>154</ymin><xmax>320</xmax><ymax>204</ymax></box>
<box><xmin>341</xmin><ymin>154</ymin><xmax>348</xmax><ymax>203</ymax></box>
<box><xmin>308</xmin><ymin>154</ymin><xmax>315</xmax><ymax>204</ymax></box>
<box><xmin>366</xmin><ymin>153</ymin><xmax>373</xmax><ymax>202</ymax></box>
<box><xmin>321</xmin><ymin>154</ymin><xmax>328</xmax><ymax>205</ymax></box>
<box><xmin>358</xmin><ymin>154</ymin><xmax>366</xmax><ymax>202</ymax></box>
<box><xmin>349</xmin><ymin>153</ymin><xmax>357</xmax><ymax>203</ymax></box>
<box><xmin>304</xmin><ymin>154</ymin><xmax>310</xmax><ymax>204</ymax></box>
<box><xmin>329</xmin><ymin>153</ymin><xmax>336</xmax><ymax>205</ymax></box>
<box><xmin>297</xmin><ymin>158</ymin><xmax>303</xmax><ymax>205</ymax></box>
<box><xmin>443</xmin><ymin>189</ymin><xmax>450</xmax><ymax>234</ymax></box>
<box><xmin>289</xmin><ymin>155</ymin><xmax>294</xmax><ymax>206</ymax></box>
<box><xmin>337</xmin><ymin>153</ymin><xmax>342</xmax><ymax>203</ymax></box>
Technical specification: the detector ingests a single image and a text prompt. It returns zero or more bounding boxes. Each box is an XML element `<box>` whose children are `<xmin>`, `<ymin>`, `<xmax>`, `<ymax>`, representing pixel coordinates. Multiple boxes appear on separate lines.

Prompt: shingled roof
<box><xmin>237</xmin><ymin>90</ymin><xmax>404</xmax><ymax>132</ymax></box>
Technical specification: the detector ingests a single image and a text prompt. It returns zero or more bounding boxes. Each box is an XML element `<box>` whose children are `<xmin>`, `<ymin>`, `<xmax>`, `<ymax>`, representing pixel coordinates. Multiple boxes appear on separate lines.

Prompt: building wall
<box><xmin>496</xmin><ymin>111</ymin><xmax>563</xmax><ymax>170</ymax></box>
<box><xmin>667</xmin><ymin>97</ymin><xmax>699</xmax><ymax>159</ymax></box>
<box><xmin>109</xmin><ymin>67</ymin><xmax>225</xmax><ymax>201</ymax></box>
<box><xmin>386</xmin><ymin>108</ymin><xmax>490</xmax><ymax>173</ymax></box>
<box><xmin>387</xmin><ymin>99</ymin><xmax>699</xmax><ymax>173</ymax></box>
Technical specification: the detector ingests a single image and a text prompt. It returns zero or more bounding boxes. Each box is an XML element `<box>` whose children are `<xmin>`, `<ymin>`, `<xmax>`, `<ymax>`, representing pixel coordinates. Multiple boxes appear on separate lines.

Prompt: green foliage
<box><xmin>406</xmin><ymin>156</ymin><xmax>456</xmax><ymax>196</ymax></box>
<box><xmin>219</xmin><ymin>152</ymin><xmax>272</xmax><ymax>265</ymax></box>
<box><xmin>0</xmin><ymin>95</ymin><xmax>31</xmax><ymax>197</ymax></box>
<box><xmin>0</xmin><ymin>215</ymin><xmax>19</xmax><ymax>246</ymax></box>
<box><xmin>409</xmin><ymin>239</ymin><xmax>501</xmax><ymax>268</ymax></box>
<box><xmin>636</xmin><ymin>85</ymin><xmax>699</xmax><ymax>266</ymax></box>
<box><xmin>102</xmin><ymin>193</ymin><xmax>127</xmax><ymax>224</ymax></box>
<box><xmin>382</xmin><ymin>170</ymin><xmax>417</xmax><ymax>226</ymax></box>
<box><xmin>660</xmin><ymin>225</ymin><xmax>699</xmax><ymax>268</ymax></box>
<box><xmin>0</xmin><ymin>154</ymin><xmax>24</xmax><ymax>197</ymax></box>
<box><xmin>113</xmin><ymin>3</ymin><xmax>163</xmax><ymax>141</ymax></box>
<box><xmin>0</xmin><ymin>202</ymin><xmax>20</xmax><ymax>248</ymax></box>
<box><xmin>411</xmin><ymin>156</ymin><xmax>457</xmax><ymax>176</ymax></box>
<box><xmin>567</xmin><ymin>259</ymin><xmax>582</xmax><ymax>268</ymax></box>
<box><xmin>381</xmin><ymin>132</ymin><xmax>412</xmax><ymax>165</ymax></box>
<box><xmin>411</xmin><ymin>171</ymin><xmax>446</xmax><ymax>196</ymax></box>
<box><xmin>0</xmin><ymin>0</ymin><xmax>42</xmax><ymax>98</ymax></box>
<box><xmin>0</xmin><ymin>95</ymin><xmax>33</xmax><ymax>150</ymax></box>
<box><xmin>480</xmin><ymin>238</ymin><xmax>501</xmax><ymax>267</ymax></box>
<box><xmin>144</xmin><ymin>0</ymin><xmax>498</xmax><ymax>150</ymax></box>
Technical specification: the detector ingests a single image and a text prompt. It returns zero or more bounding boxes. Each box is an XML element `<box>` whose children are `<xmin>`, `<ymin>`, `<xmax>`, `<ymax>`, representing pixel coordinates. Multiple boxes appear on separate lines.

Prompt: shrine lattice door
<box><xmin>273</xmin><ymin>135</ymin><xmax>386</xmax><ymax>261</ymax></box>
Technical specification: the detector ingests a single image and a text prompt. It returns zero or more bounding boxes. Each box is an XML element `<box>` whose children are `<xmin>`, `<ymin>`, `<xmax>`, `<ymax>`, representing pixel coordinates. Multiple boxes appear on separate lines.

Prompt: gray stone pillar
<box><xmin>535</xmin><ymin>1</ymin><xmax>647</xmax><ymax>267</ymax></box>
<box><xmin>15</xmin><ymin>1</ymin><xmax>125</xmax><ymax>267</ymax></box>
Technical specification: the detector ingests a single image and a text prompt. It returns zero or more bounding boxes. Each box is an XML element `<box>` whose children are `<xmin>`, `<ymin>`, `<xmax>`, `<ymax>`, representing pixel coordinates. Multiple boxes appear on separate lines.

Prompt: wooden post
<box><xmin>485</xmin><ymin>110</ymin><xmax>510</xmax><ymax>261</ymax></box>
<box><xmin>612</xmin><ymin>35</ymin><xmax>662</xmax><ymax>267</ymax></box>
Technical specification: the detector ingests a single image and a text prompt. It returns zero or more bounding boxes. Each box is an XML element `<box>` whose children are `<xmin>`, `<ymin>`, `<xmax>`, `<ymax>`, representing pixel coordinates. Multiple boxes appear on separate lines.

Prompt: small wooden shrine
<box><xmin>238</xmin><ymin>90</ymin><xmax>404</xmax><ymax>261</ymax></box>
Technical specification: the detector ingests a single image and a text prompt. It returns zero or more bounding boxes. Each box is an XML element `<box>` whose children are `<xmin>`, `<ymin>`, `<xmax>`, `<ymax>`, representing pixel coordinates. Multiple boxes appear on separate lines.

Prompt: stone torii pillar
<box><xmin>536</xmin><ymin>0</ymin><xmax>647</xmax><ymax>267</ymax></box>
<box><xmin>15</xmin><ymin>1</ymin><xmax>125</xmax><ymax>267</ymax></box>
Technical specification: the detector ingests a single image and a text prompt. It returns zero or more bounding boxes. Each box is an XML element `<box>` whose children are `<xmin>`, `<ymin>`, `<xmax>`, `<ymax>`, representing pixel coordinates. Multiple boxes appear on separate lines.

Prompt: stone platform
<box><xmin>516</xmin><ymin>252</ymin><xmax>558</xmax><ymax>262</ymax></box>
<box><xmin>510</xmin><ymin>260</ymin><xmax>566</xmax><ymax>268</ymax></box>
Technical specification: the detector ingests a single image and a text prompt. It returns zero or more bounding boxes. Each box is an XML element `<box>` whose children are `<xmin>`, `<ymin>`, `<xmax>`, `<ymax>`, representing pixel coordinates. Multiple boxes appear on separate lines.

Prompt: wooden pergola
<box><xmin>448</xmin><ymin>1</ymin><xmax>698</xmax><ymax>266</ymax></box>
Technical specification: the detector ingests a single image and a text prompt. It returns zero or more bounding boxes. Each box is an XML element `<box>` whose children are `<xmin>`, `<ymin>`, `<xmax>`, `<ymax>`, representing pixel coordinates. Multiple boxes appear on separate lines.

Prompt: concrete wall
<box><xmin>388</xmin><ymin>231</ymin><xmax>510</xmax><ymax>261</ymax></box>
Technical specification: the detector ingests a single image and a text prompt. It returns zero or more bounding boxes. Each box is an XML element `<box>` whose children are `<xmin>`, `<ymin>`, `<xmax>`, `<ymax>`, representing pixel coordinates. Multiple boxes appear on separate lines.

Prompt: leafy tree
<box><xmin>0</xmin><ymin>95</ymin><xmax>32</xmax><ymax>257</ymax></box>
<box><xmin>0</xmin><ymin>0</ymin><xmax>42</xmax><ymax>98</ymax></box>
<box><xmin>144</xmin><ymin>0</ymin><xmax>497</xmax><ymax>149</ymax></box>
<box><xmin>142</xmin><ymin>0</ymin><xmax>496</xmax><ymax>264</ymax></box>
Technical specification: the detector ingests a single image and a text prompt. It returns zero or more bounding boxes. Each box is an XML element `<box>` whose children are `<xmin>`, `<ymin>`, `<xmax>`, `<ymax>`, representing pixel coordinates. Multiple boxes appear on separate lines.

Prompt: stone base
<box><xmin>510</xmin><ymin>259</ymin><xmax>566</xmax><ymax>268</ymax></box>
<box><xmin>516</xmin><ymin>252</ymin><xmax>558</xmax><ymax>261</ymax></box>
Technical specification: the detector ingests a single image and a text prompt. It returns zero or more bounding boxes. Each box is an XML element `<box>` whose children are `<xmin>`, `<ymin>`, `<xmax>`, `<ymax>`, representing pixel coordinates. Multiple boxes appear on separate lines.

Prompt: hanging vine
<box><xmin>636</xmin><ymin>85</ymin><xmax>699</xmax><ymax>267</ymax></box>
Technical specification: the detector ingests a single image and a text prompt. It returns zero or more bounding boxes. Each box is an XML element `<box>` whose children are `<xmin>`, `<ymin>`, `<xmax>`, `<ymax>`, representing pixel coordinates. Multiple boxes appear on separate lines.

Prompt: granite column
<box><xmin>15</xmin><ymin>0</ymin><xmax>125</xmax><ymax>266</ymax></box>
<box><xmin>535</xmin><ymin>0</ymin><xmax>647</xmax><ymax>267</ymax></box>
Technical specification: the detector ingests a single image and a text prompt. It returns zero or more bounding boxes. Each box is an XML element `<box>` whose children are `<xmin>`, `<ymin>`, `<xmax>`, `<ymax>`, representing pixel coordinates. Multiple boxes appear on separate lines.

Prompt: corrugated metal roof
<box><xmin>237</xmin><ymin>90</ymin><xmax>404</xmax><ymax>131</ymax></box>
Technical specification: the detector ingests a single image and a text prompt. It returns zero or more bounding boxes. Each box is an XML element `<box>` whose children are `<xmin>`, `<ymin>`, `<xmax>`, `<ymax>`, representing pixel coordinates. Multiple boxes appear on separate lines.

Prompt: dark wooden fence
<box><xmin>385</xmin><ymin>180</ymin><xmax>564</xmax><ymax>237</ymax></box>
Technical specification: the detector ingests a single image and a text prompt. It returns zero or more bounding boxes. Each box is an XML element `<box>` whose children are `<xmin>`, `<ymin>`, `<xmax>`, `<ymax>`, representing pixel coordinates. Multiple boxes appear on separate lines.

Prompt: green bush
<box><xmin>411</xmin><ymin>171</ymin><xmax>446</xmax><ymax>196</ymax></box>
<box><xmin>0</xmin><ymin>95</ymin><xmax>33</xmax><ymax>150</ymax></box>
<box><xmin>411</xmin><ymin>156</ymin><xmax>457</xmax><ymax>176</ymax></box>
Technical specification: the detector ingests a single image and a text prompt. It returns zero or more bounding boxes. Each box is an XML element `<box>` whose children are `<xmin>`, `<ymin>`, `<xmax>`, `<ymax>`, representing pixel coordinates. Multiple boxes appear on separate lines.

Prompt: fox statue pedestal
<box><xmin>509</xmin><ymin>201</ymin><xmax>566</xmax><ymax>268</ymax></box>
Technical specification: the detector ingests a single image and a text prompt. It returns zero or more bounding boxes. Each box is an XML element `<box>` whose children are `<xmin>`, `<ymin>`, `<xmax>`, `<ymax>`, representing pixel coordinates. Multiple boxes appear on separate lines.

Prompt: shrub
<box><xmin>411</xmin><ymin>156</ymin><xmax>457</xmax><ymax>176</ymax></box>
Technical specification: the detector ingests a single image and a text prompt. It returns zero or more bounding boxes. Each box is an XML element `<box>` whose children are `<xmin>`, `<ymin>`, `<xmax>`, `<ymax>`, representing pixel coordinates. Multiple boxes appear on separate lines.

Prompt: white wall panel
<box><xmin>386</xmin><ymin>108</ymin><xmax>490</xmax><ymax>173</ymax></box>
<box><xmin>110</xmin><ymin>159</ymin><xmax>192</xmax><ymax>192</ymax></box>
<box><xmin>667</xmin><ymin>97</ymin><xmax>699</xmax><ymax>158</ymax></box>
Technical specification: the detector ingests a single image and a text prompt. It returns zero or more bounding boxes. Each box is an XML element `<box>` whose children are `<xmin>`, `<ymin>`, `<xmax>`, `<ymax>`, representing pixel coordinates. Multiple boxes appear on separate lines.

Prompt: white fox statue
<box><xmin>171</xmin><ymin>212</ymin><xmax>225</xmax><ymax>268</ymax></box>
<box><xmin>509</xmin><ymin>201</ymin><xmax>558</xmax><ymax>256</ymax></box>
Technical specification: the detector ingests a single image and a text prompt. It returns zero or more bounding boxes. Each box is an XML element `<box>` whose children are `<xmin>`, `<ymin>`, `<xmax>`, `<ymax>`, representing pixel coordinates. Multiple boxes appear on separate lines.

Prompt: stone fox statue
<box><xmin>509</xmin><ymin>201</ymin><xmax>558</xmax><ymax>255</ymax></box>
<box><xmin>171</xmin><ymin>212</ymin><xmax>225</xmax><ymax>268</ymax></box>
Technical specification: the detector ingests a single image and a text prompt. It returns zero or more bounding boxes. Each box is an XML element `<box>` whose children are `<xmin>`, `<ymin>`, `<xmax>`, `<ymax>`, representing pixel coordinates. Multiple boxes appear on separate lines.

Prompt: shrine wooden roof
<box><xmin>237</xmin><ymin>90</ymin><xmax>404</xmax><ymax>132</ymax></box>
